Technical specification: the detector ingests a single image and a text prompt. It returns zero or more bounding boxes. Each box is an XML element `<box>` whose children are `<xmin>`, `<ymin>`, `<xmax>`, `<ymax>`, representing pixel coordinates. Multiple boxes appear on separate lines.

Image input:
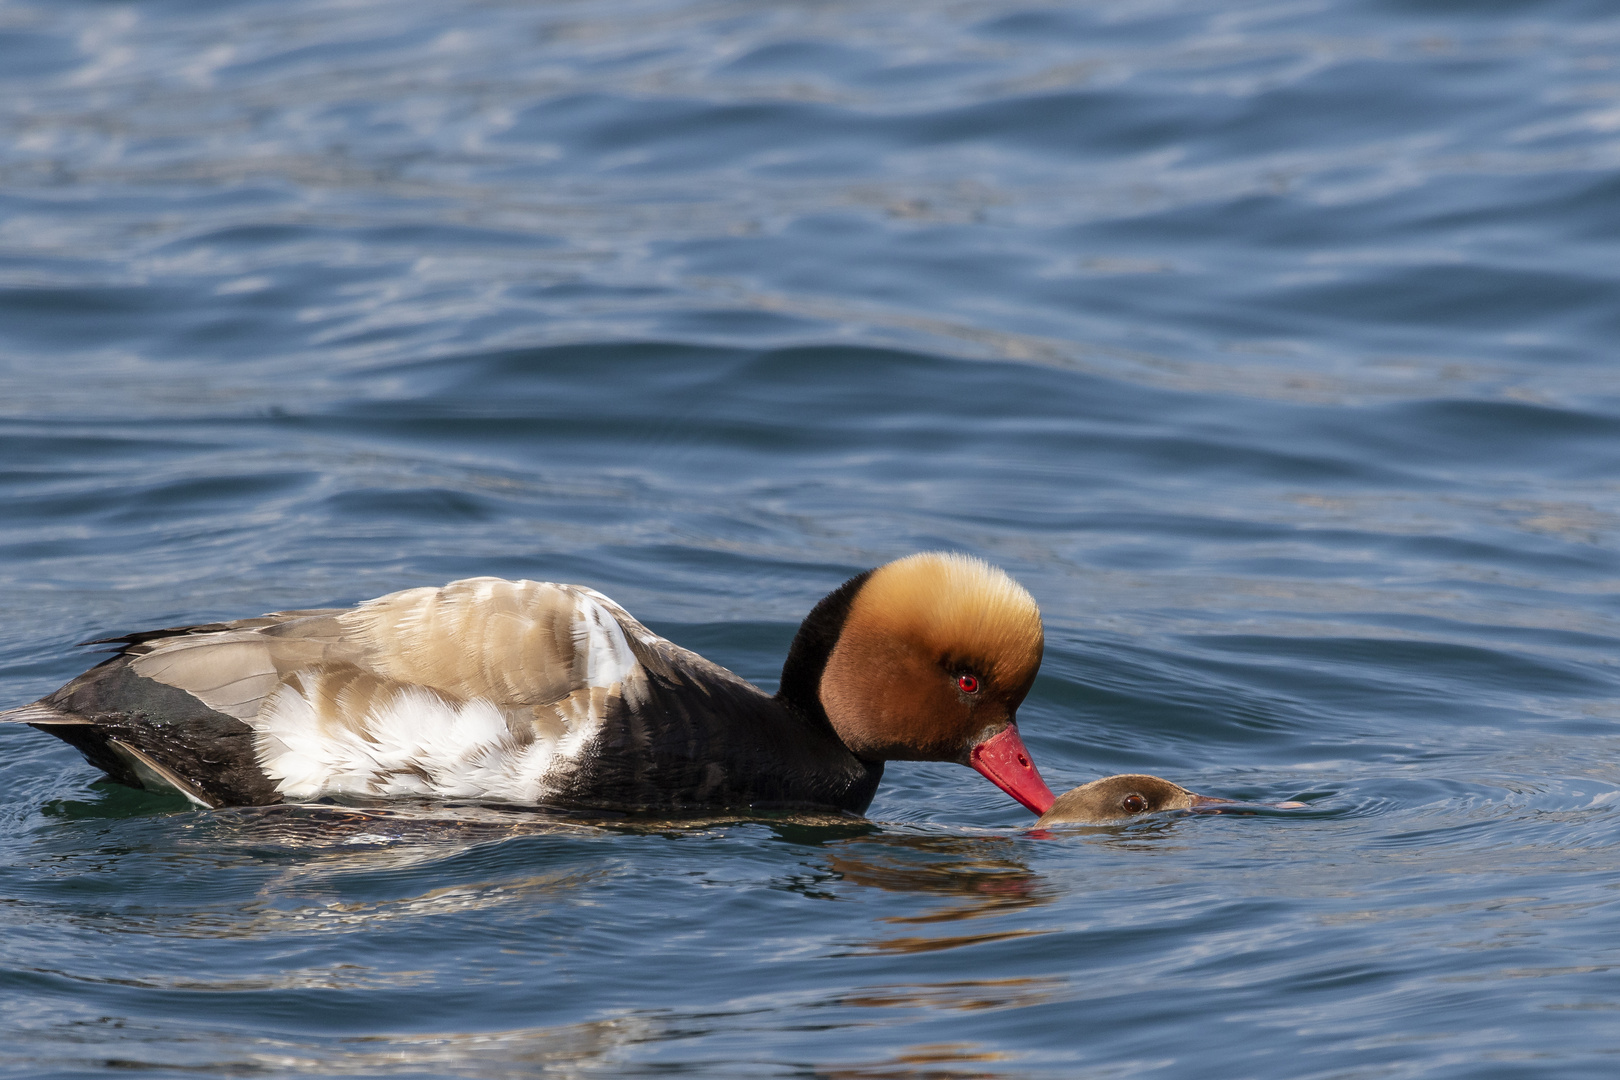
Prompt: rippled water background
<box><xmin>4</xmin><ymin>0</ymin><xmax>1620</xmax><ymax>1075</ymax></box>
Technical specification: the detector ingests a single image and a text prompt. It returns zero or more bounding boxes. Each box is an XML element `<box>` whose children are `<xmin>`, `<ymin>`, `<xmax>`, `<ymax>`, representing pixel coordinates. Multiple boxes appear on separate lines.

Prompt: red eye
<box><xmin>1122</xmin><ymin>794</ymin><xmax>1147</xmax><ymax>814</ymax></box>
<box><xmin>957</xmin><ymin>674</ymin><xmax>979</xmax><ymax>694</ymax></box>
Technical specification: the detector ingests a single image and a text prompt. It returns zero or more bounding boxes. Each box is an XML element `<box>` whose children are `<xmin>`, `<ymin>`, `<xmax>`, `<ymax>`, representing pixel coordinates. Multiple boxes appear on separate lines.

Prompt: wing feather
<box><xmin>105</xmin><ymin>577</ymin><xmax>661</xmax><ymax>802</ymax></box>
<box><xmin>0</xmin><ymin>702</ymin><xmax>88</xmax><ymax>725</ymax></box>
<box><xmin>28</xmin><ymin>578</ymin><xmax>733</xmax><ymax>805</ymax></box>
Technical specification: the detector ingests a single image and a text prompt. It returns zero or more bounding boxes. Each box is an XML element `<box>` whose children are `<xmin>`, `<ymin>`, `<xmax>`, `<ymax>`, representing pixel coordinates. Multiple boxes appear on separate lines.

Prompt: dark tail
<box><xmin>0</xmin><ymin>702</ymin><xmax>87</xmax><ymax>725</ymax></box>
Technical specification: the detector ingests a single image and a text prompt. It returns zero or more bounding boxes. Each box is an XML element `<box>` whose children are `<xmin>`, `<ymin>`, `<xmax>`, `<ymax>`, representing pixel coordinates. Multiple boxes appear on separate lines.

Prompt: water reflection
<box><xmin>834</xmin><ymin>977</ymin><xmax>1064</xmax><ymax>1014</ymax></box>
<box><xmin>8</xmin><ymin>1008</ymin><xmax>1037</xmax><ymax>1079</ymax></box>
<box><xmin>823</xmin><ymin>835</ymin><xmax>1050</xmax><ymax>919</ymax></box>
<box><xmin>798</xmin><ymin>833</ymin><xmax>1057</xmax><ymax>957</ymax></box>
<box><xmin>6</xmin><ymin>1014</ymin><xmax>665</xmax><ymax>1079</ymax></box>
<box><xmin>202</xmin><ymin>801</ymin><xmax>870</xmax><ymax>850</ymax></box>
<box><xmin>817</xmin><ymin>1042</ymin><xmax>1014</xmax><ymax>1080</ymax></box>
<box><xmin>204</xmin><ymin>802</ymin><xmax>600</xmax><ymax>849</ymax></box>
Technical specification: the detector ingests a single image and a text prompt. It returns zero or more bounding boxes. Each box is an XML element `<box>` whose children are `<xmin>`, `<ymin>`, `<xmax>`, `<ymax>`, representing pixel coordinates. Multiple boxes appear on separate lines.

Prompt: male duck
<box><xmin>2</xmin><ymin>553</ymin><xmax>1056</xmax><ymax>815</ymax></box>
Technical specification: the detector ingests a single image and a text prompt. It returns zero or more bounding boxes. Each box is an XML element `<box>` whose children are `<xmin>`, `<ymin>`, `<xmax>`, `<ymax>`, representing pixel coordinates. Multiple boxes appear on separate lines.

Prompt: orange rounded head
<box><xmin>814</xmin><ymin>552</ymin><xmax>1054</xmax><ymax>814</ymax></box>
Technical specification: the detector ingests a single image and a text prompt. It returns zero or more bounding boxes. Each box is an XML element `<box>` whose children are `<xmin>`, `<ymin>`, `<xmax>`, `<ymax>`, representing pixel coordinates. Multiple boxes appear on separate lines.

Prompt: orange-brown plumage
<box><xmin>1034</xmin><ymin>774</ymin><xmax>1307</xmax><ymax>826</ymax></box>
<box><xmin>1035</xmin><ymin>774</ymin><xmax>1203</xmax><ymax>825</ymax></box>
<box><xmin>820</xmin><ymin>553</ymin><xmax>1043</xmax><ymax>763</ymax></box>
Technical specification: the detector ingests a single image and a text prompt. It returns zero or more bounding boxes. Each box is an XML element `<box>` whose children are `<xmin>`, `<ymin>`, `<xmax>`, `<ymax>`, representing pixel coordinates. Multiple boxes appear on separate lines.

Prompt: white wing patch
<box><xmin>575</xmin><ymin>590</ymin><xmax>639</xmax><ymax>688</ymax></box>
<box><xmin>251</xmin><ymin>583</ymin><xmax>645</xmax><ymax>803</ymax></box>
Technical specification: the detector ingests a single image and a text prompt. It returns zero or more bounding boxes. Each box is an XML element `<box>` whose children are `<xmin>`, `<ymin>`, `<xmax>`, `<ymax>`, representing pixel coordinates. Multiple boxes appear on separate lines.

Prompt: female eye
<box><xmin>1122</xmin><ymin>794</ymin><xmax>1147</xmax><ymax>814</ymax></box>
<box><xmin>956</xmin><ymin>673</ymin><xmax>980</xmax><ymax>694</ymax></box>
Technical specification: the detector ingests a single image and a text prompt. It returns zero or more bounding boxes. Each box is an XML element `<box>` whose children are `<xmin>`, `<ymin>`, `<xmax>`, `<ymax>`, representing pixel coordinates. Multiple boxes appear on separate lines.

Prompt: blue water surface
<box><xmin>4</xmin><ymin>0</ymin><xmax>1620</xmax><ymax>1076</ymax></box>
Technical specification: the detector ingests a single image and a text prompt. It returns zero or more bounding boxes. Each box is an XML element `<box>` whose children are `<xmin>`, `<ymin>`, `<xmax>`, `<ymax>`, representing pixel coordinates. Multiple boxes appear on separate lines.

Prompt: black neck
<box><xmin>775</xmin><ymin>568</ymin><xmax>872</xmax><ymax>726</ymax></box>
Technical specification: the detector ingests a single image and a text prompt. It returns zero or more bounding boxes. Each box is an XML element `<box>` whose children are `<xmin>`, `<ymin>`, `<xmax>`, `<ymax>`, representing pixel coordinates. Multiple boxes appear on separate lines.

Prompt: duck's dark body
<box><xmin>4</xmin><ymin>553</ymin><xmax>1053</xmax><ymax>817</ymax></box>
<box><xmin>22</xmin><ymin>652</ymin><xmax>283</xmax><ymax>806</ymax></box>
<box><xmin>7</xmin><ymin>572</ymin><xmax>883</xmax><ymax>814</ymax></box>
<box><xmin>545</xmin><ymin>651</ymin><xmax>882</xmax><ymax>814</ymax></box>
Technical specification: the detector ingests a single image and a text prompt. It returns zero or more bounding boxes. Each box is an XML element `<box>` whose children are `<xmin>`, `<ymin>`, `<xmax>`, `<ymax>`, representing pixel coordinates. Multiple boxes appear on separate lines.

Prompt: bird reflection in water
<box><xmin>814</xmin><ymin>1040</ymin><xmax>1017</xmax><ymax>1080</ymax></box>
<box><xmin>795</xmin><ymin>833</ymin><xmax>1055</xmax><ymax>957</ymax></box>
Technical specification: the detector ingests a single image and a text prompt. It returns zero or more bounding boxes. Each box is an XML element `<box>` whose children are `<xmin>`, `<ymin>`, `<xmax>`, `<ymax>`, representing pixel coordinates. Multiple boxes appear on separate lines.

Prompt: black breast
<box><xmin>546</xmin><ymin>666</ymin><xmax>882</xmax><ymax>814</ymax></box>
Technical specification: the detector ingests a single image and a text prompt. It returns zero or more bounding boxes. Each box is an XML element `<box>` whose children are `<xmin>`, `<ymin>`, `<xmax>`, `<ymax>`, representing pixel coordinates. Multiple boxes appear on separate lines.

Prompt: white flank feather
<box><xmin>255</xmin><ymin>686</ymin><xmax>555</xmax><ymax>802</ymax></box>
<box><xmin>252</xmin><ymin>588</ymin><xmax>644</xmax><ymax>803</ymax></box>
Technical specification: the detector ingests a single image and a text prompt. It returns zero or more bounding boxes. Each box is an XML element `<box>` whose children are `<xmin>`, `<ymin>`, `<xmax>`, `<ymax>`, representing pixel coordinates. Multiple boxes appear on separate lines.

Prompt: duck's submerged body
<box><xmin>1035</xmin><ymin>773</ymin><xmax>1307</xmax><ymax>826</ymax></box>
<box><xmin>1035</xmin><ymin>774</ymin><xmax>1211</xmax><ymax>825</ymax></box>
<box><xmin>3</xmin><ymin>554</ymin><xmax>1053</xmax><ymax>816</ymax></box>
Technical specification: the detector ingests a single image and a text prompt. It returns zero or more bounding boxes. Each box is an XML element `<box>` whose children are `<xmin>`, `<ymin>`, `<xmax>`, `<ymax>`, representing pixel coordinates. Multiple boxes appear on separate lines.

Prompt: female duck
<box><xmin>3</xmin><ymin>553</ymin><xmax>1055</xmax><ymax>816</ymax></box>
<box><xmin>1035</xmin><ymin>774</ymin><xmax>1219</xmax><ymax>825</ymax></box>
<box><xmin>1035</xmin><ymin>773</ymin><xmax>1306</xmax><ymax>825</ymax></box>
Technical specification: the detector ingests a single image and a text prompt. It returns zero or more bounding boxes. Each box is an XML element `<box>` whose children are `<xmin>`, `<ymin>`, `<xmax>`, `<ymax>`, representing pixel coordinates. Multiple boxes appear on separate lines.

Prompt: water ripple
<box><xmin>4</xmin><ymin>0</ymin><xmax>1620</xmax><ymax>1076</ymax></box>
